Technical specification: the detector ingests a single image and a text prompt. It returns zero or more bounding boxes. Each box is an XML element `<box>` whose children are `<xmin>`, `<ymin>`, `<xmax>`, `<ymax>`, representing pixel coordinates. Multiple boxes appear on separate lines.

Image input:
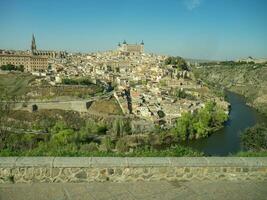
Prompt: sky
<box><xmin>0</xmin><ymin>0</ymin><xmax>266</xmax><ymax>60</ymax></box>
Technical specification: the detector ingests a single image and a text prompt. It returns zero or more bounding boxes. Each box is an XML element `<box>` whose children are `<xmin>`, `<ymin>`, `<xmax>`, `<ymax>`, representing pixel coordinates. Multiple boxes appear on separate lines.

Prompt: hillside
<box><xmin>0</xmin><ymin>72</ymin><xmax>36</xmax><ymax>96</ymax></box>
<box><xmin>193</xmin><ymin>63</ymin><xmax>267</xmax><ymax>115</ymax></box>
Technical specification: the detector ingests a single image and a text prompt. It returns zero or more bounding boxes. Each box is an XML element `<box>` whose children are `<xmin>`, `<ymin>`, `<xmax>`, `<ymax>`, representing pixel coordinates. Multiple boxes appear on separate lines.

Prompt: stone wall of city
<box><xmin>1</xmin><ymin>157</ymin><xmax>267</xmax><ymax>183</ymax></box>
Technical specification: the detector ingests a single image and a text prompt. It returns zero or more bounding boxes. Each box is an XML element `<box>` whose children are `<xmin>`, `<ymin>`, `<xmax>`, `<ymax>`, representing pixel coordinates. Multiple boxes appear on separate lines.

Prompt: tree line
<box><xmin>172</xmin><ymin>101</ymin><xmax>228</xmax><ymax>140</ymax></box>
<box><xmin>0</xmin><ymin>64</ymin><xmax>24</xmax><ymax>72</ymax></box>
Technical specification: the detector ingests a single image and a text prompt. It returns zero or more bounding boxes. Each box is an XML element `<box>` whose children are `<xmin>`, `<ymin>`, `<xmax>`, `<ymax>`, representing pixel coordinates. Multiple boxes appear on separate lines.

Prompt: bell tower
<box><xmin>31</xmin><ymin>34</ymin><xmax>37</xmax><ymax>54</ymax></box>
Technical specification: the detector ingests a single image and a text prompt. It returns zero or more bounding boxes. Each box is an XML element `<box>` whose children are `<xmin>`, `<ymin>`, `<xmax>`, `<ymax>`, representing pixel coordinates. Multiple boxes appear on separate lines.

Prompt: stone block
<box><xmin>91</xmin><ymin>157</ymin><xmax>127</xmax><ymax>167</ymax></box>
<box><xmin>53</xmin><ymin>157</ymin><xmax>91</xmax><ymax>168</ymax></box>
<box><xmin>0</xmin><ymin>157</ymin><xmax>18</xmax><ymax>167</ymax></box>
<box><xmin>260</xmin><ymin>158</ymin><xmax>267</xmax><ymax>167</ymax></box>
<box><xmin>16</xmin><ymin>157</ymin><xmax>54</xmax><ymax>167</ymax></box>
<box><xmin>126</xmin><ymin>157</ymin><xmax>170</xmax><ymax>167</ymax></box>
<box><xmin>75</xmin><ymin>170</ymin><xmax>87</xmax><ymax>179</ymax></box>
<box><xmin>241</xmin><ymin>158</ymin><xmax>265</xmax><ymax>167</ymax></box>
<box><xmin>170</xmin><ymin>157</ymin><xmax>208</xmax><ymax>167</ymax></box>
<box><xmin>206</xmin><ymin>157</ymin><xmax>244</xmax><ymax>167</ymax></box>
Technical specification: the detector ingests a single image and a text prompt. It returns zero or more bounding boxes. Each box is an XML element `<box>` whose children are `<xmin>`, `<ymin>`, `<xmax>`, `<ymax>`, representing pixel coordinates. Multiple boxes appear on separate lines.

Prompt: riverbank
<box><xmin>193</xmin><ymin>63</ymin><xmax>267</xmax><ymax>117</ymax></box>
<box><xmin>186</xmin><ymin>91</ymin><xmax>267</xmax><ymax>156</ymax></box>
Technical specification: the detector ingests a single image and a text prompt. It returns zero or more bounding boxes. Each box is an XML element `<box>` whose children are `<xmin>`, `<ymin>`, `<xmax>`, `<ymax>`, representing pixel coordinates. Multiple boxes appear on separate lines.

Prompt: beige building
<box><xmin>0</xmin><ymin>54</ymin><xmax>48</xmax><ymax>72</ymax></box>
<box><xmin>118</xmin><ymin>40</ymin><xmax>144</xmax><ymax>55</ymax></box>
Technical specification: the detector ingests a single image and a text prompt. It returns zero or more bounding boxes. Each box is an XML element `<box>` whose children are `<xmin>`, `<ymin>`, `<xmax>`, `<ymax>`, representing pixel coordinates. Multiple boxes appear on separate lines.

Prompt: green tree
<box><xmin>173</xmin><ymin>112</ymin><xmax>192</xmax><ymax>140</ymax></box>
<box><xmin>212</xmin><ymin>107</ymin><xmax>228</xmax><ymax>127</ymax></box>
<box><xmin>193</xmin><ymin>121</ymin><xmax>208</xmax><ymax>139</ymax></box>
<box><xmin>51</xmin><ymin>129</ymin><xmax>75</xmax><ymax>145</ymax></box>
<box><xmin>51</xmin><ymin>121</ymin><xmax>67</xmax><ymax>134</ymax></box>
<box><xmin>173</xmin><ymin>102</ymin><xmax>228</xmax><ymax>141</ymax></box>
<box><xmin>241</xmin><ymin>124</ymin><xmax>267</xmax><ymax>151</ymax></box>
<box><xmin>165</xmin><ymin>56</ymin><xmax>189</xmax><ymax>71</ymax></box>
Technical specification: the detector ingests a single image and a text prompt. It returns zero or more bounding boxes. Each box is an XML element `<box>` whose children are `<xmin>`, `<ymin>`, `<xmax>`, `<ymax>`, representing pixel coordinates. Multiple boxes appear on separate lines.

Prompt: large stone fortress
<box><xmin>31</xmin><ymin>34</ymin><xmax>66</xmax><ymax>58</ymax></box>
<box><xmin>118</xmin><ymin>40</ymin><xmax>144</xmax><ymax>55</ymax></box>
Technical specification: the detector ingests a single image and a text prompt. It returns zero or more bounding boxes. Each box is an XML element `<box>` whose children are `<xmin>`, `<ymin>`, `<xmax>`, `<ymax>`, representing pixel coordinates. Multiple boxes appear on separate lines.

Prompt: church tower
<box><xmin>140</xmin><ymin>40</ymin><xmax>144</xmax><ymax>53</ymax></box>
<box><xmin>31</xmin><ymin>34</ymin><xmax>37</xmax><ymax>54</ymax></box>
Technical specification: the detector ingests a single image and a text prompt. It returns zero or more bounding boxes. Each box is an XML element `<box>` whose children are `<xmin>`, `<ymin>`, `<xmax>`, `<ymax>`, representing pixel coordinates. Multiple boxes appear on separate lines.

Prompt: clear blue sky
<box><xmin>0</xmin><ymin>0</ymin><xmax>266</xmax><ymax>60</ymax></box>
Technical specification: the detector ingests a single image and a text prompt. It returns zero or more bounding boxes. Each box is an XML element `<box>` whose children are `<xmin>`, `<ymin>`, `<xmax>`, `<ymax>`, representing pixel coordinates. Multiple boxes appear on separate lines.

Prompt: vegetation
<box><xmin>172</xmin><ymin>101</ymin><xmax>228</xmax><ymax>140</ymax></box>
<box><xmin>234</xmin><ymin>151</ymin><xmax>267</xmax><ymax>157</ymax></box>
<box><xmin>1</xmin><ymin>64</ymin><xmax>24</xmax><ymax>72</ymax></box>
<box><xmin>176</xmin><ymin>89</ymin><xmax>187</xmax><ymax>99</ymax></box>
<box><xmin>0</xmin><ymin>118</ymin><xmax>202</xmax><ymax>157</ymax></box>
<box><xmin>165</xmin><ymin>56</ymin><xmax>189</xmax><ymax>71</ymax></box>
<box><xmin>0</xmin><ymin>73</ymin><xmax>35</xmax><ymax>97</ymax></box>
<box><xmin>231</xmin><ymin>124</ymin><xmax>267</xmax><ymax>157</ymax></box>
<box><xmin>193</xmin><ymin>62</ymin><xmax>267</xmax><ymax>116</ymax></box>
<box><xmin>62</xmin><ymin>78</ymin><xmax>93</xmax><ymax>85</ymax></box>
<box><xmin>0</xmin><ymin>73</ymin><xmax>103</xmax><ymax>99</ymax></box>
<box><xmin>241</xmin><ymin>124</ymin><xmax>267</xmax><ymax>152</ymax></box>
<box><xmin>0</xmin><ymin>72</ymin><xmax>229</xmax><ymax>157</ymax></box>
<box><xmin>0</xmin><ymin>92</ymin><xmax>202</xmax><ymax>157</ymax></box>
<box><xmin>0</xmin><ymin>144</ymin><xmax>203</xmax><ymax>157</ymax></box>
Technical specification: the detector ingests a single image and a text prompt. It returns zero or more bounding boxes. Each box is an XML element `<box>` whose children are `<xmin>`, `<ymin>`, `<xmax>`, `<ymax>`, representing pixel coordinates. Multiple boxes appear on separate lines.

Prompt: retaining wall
<box><xmin>0</xmin><ymin>157</ymin><xmax>267</xmax><ymax>183</ymax></box>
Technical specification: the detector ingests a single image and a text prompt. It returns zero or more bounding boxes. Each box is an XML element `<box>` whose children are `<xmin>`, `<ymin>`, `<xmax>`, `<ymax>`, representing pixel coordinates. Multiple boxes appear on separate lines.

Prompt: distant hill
<box><xmin>184</xmin><ymin>58</ymin><xmax>219</xmax><ymax>64</ymax></box>
<box><xmin>193</xmin><ymin>63</ymin><xmax>267</xmax><ymax>116</ymax></box>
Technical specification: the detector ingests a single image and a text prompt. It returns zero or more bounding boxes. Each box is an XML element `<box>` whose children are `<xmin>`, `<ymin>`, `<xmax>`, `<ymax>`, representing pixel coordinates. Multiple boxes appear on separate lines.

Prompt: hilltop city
<box><xmin>0</xmin><ymin>35</ymin><xmax>232</xmax><ymax>129</ymax></box>
<box><xmin>1</xmin><ymin>34</ymin><xmax>266</xmax><ymax>156</ymax></box>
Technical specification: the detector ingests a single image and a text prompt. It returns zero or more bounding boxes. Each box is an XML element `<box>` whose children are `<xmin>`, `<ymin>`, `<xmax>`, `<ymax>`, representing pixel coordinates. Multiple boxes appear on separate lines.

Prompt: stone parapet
<box><xmin>0</xmin><ymin>157</ymin><xmax>267</xmax><ymax>183</ymax></box>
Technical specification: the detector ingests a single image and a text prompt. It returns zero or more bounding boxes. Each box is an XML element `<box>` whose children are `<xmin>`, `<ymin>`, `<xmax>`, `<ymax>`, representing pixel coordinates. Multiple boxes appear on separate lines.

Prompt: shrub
<box><xmin>79</xmin><ymin>120</ymin><xmax>107</xmax><ymax>142</ymax></box>
<box><xmin>99</xmin><ymin>136</ymin><xmax>114</xmax><ymax>152</ymax></box>
<box><xmin>241</xmin><ymin>124</ymin><xmax>267</xmax><ymax>151</ymax></box>
<box><xmin>62</xmin><ymin>78</ymin><xmax>93</xmax><ymax>85</ymax></box>
<box><xmin>0</xmin><ymin>64</ymin><xmax>24</xmax><ymax>72</ymax></box>
<box><xmin>80</xmin><ymin>143</ymin><xmax>99</xmax><ymax>152</ymax></box>
<box><xmin>112</xmin><ymin>118</ymin><xmax>132</xmax><ymax>137</ymax></box>
<box><xmin>132</xmin><ymin>145</ymin><xmax>203</xmax><ymax>157</ymax></box>
<box><xmin>51</xmin><ymin>129</ymin><xmax>75</xmax><ymax>145</ymax></box>
<box><xmin>115</xmin><ymin>138</ymin><xmax>129</xmax><ymax>153</ymax></box>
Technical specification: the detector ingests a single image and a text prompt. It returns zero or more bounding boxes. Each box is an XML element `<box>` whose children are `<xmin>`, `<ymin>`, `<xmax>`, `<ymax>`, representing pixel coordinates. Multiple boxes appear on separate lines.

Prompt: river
<box><xmin>187</xmin><ymin>91</ymin><xmax>267</xmax><ymax>156</ymax></box>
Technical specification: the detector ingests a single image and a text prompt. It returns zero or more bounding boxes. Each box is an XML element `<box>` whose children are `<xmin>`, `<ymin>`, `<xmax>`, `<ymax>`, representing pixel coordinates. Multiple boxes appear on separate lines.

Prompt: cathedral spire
<box><xmin>31</xmin><ymin>34</ymin><xmax>37</xmax><ymax>54</ymax></box>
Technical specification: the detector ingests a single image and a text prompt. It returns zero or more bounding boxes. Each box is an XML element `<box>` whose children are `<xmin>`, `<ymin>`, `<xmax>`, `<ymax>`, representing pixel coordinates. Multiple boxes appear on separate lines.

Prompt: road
<box><xmin>1</xmin><ymin>180</ymin><xmax>267</xmax><ymax>200</ymax></box>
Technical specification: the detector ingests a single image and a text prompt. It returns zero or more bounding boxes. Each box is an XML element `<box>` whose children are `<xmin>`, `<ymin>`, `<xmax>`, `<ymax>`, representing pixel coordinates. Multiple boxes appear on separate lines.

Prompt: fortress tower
<box><xmin>118</xmin><ymin>40</ymin><xmax>144</xmax><ymax>55</ymax></box>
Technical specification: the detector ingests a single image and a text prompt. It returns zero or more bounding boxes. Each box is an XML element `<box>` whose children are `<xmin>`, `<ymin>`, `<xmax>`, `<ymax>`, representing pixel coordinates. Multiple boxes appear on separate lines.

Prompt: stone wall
<box><xmin>14</xmin><ymin>100</ymin><xmax>89</xmax><ymax>113</ymax></box>
<box><xmin>0</xmin><ymin>157</ymin><xmax>267</xmax><ymax>183</ymax></box>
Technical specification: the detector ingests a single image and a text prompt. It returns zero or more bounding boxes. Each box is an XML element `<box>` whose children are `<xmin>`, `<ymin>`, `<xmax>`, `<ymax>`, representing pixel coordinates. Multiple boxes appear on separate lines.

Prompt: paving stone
<box><xmin>1</xmin><ymin>180</ymin><xmax>267</xmax><ymax>200</ymax></box>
